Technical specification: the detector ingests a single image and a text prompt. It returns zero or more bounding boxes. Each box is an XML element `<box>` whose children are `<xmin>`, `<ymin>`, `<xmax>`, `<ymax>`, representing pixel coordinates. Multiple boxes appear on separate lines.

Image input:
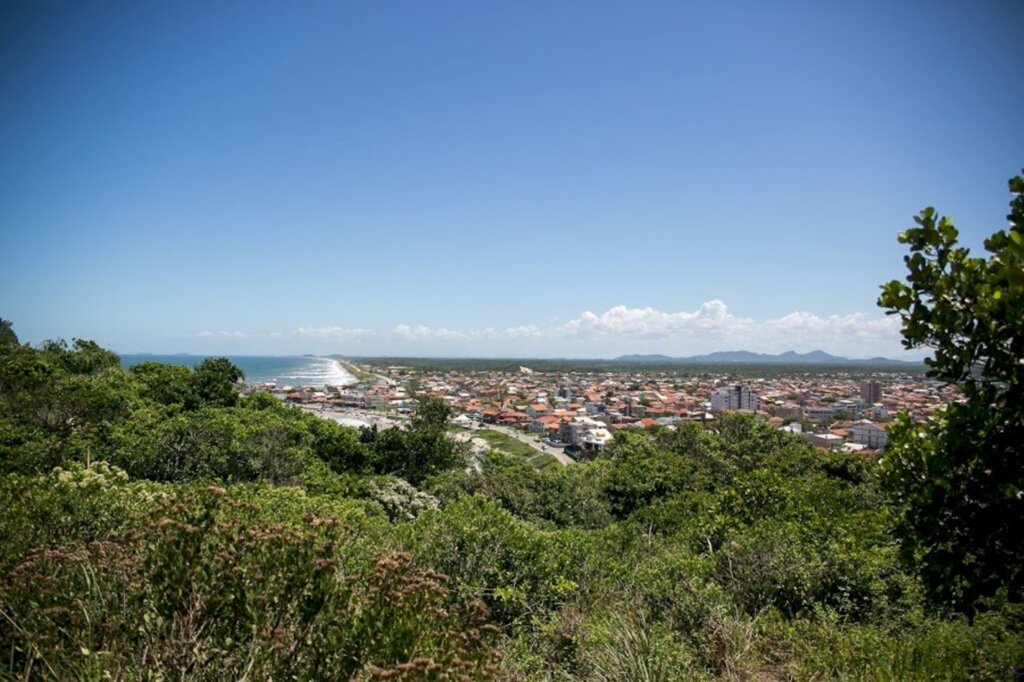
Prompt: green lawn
<box><xmin>450</xmin><ymin>426</ymin><xmax>558</xmax><ymax>467</ymax></box>
<box><xmin>473</xmin><ymin>429</ymin><xmax>540</xmax><ymax>459</ymax></box>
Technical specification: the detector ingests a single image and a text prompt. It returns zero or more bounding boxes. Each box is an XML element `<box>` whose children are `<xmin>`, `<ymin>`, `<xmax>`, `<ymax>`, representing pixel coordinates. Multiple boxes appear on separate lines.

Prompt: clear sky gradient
<box><xmin>2</xmin><ymin>1</ymin><xmax>1022</xmax><ymax>358</ymax></box>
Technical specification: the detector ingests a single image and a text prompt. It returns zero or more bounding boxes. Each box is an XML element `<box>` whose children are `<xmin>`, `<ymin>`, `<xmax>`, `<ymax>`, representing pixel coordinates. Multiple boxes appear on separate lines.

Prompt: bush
<box><xmin>1</xmin><ymin>488</ymin><xmax>501</xmax><ymax>680</ymax></box>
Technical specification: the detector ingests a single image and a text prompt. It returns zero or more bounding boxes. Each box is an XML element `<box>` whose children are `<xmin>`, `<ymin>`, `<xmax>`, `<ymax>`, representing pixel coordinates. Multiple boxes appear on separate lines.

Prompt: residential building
<box><xmin>860</xmin><ymin>380</ymin><xmax>883</xmax><ymax>405</ymax></box>
<box><xmin>711</xmin><ymin>385</ymin><xmax>758</xmax><ymax>412</ymax></box>
<box><xmin>803</xmin><ymin>432</ymin><xmax>844</xmax><ymax>450</ymax></box>
<box><xmin>850</xmin><ymin>420</ymin><xmax>888</xmax><ymax>450</ymax></box>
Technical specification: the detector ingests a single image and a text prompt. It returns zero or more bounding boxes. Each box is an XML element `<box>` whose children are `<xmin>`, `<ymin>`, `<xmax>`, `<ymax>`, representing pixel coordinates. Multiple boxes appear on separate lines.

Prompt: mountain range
<box><xmin>613</xmin><ymin>350</ymin><xmax>919</xmax><ymax>366</ymax></box>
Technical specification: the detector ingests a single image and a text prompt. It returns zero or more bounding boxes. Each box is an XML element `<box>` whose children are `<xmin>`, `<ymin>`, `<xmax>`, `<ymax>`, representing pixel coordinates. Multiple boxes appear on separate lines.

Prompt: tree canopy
<box><xmin>879</xmin><ymin>170</ymin><xmax>1024</xmax><ymax>612</ymax></box>
<box><xmin>0</xmin><ymin>318</ymin><xmax>18</xmax><ymax>348</ymax></box>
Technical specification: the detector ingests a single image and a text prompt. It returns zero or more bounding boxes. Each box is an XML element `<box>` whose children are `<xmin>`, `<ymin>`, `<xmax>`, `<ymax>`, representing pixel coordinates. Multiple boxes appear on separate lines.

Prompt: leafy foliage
<box><xmin>878</xmin><ymin>171</ymin><xmax>1024</xmax><ymax>611</ymax></box>
<box><xmin>191</xmin><ymin>357</ymin><xmax>245</xmax><ymax>407</ymax></box>
<box><xmin>362</xmin><ymin>420</ymin><xmax>467</xmax><ymax>485</ymax></box>
<box><xmin>0</xmin><ymin>318</ymin><xmax>19</xmax><ymax>348</ymax></box>
<box><xmin>1</xmin><ymin>485</ymin><xmax>498</xmax><ymax>679</ymax></box>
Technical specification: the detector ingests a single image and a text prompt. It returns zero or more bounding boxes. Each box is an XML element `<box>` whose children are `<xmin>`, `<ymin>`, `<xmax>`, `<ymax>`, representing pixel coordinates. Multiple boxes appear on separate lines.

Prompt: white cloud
<box><xmin>392</xmin><ymin>324</ymin><xmax>435</xmax><ymax>341</ymax></box>
<box><xmin>548</xmin><ymin>300</ymin><xmax>748</xmax><ymax>339</ymax></box>
<box><xmin>189</xmin><ymin>301</ymin><xmax>911</xmax><ymax>357</ymax></box>
<box><xmin>295</xmin><ymin>326</ymin><xmax>376</xmax><ymax>339</ymax></box>
<box><xmin>387</xmin><ymin>301</ymin><xmax>908</xmax><ymax>357</ymax></box>
<box><xmin>197</xmin><ymin>330</ymin><xmax>249</xmax><ymax>339</ymax></box>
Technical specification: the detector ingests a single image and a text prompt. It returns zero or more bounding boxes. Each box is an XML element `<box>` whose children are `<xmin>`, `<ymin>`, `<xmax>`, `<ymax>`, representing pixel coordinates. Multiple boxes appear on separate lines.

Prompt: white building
<box><xmin>803</xmin><ymin>432</ymin><xmax>844</xmax><ymax>450</ymax></box>
<box><xmin>561</xmin><ymin>416</ymin><xmax>605</xmax><ymax>444</ymax></box>
<box><xmin>580</xmin><ymin>426</ymin><xmax>612</xmax><ymax>455</ymax></box>
<box><xmin>850</xmin><ymin>420</ymin><xmax>888</xmax><ymax>450</ymax></box>
<box><xmin>451</xmin><ymin>414</ymin><xmax>476</xmax><ymax>428</ymax></box>
<box><xmin>711</xmin><ymin>385</ymin><xmax>758</xmax><ymax>412</ymax></box>
<box><xmin>804</xmin><ymin>405</ymin><xmax>842</xmax><ymax>423</ymax></box>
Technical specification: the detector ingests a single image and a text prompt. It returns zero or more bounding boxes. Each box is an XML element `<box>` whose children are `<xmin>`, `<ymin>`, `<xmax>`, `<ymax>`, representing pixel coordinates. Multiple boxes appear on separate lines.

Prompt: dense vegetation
<box><xmin>1</xmin><ymin>175</ymin><xmax>1021</xmax><ymax>679</ymax></box>
<box><xmin>0</xmin><ymin>331</ymin><xmax>1019</xmax><ymax>679</ymax></box>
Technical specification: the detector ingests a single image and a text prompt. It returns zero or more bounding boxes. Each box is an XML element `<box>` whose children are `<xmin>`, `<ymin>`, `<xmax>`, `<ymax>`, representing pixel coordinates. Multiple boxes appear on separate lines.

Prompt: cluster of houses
<box><xmin>263</xmin><ymin>365</ymin><xmax>954</xmax><ymax>457</ymax></box>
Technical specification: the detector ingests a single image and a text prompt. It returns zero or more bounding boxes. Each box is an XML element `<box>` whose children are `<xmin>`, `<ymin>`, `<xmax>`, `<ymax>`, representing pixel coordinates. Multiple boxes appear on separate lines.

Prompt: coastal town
<box><xmin>256</xmin><ymin>359</ymin><xmax>954</xmax><ymax>464</ymax></box>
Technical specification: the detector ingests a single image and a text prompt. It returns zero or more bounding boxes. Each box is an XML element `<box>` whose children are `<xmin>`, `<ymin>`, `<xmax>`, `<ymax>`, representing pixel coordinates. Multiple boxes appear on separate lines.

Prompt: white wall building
<box><xmin>560</xmin><ymin>416</ymin><xmax>605</xmax><ymax>447</ymax></box>
<box><xmin>851</xmin><ymin>420</ymin><xmax>888</xmax><ymax>450</ymax></box>
<box><xmin>580</xmin><ymin>426</ymin><xmax>612</xmax><ymax>455</ymax></box>
<box><xmin>803</xmin><ymin>432</ymin><xmax>844</xmax><ymax>450</ymax></box>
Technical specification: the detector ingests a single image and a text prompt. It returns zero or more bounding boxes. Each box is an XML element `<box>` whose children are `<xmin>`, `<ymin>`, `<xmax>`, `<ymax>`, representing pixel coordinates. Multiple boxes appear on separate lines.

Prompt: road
<box><xmin>336</xmin><ymin>359</ymin><xmax>394</xmax><ymax>386</ymax></box>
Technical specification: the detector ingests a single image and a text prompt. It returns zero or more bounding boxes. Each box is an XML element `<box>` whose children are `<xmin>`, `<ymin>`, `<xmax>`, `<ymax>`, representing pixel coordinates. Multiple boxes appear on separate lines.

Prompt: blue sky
<box><xmin>2</xmin><ymin>1</ymin><xmax>1021</xmax><ymax>358</ymax></box>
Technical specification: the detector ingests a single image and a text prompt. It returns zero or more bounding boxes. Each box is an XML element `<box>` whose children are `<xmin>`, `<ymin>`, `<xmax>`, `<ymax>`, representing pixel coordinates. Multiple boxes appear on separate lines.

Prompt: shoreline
<box><xmin>333</xmin><ymin>358</ymin><xmax>375</xmax><ymax>384</ymax></box>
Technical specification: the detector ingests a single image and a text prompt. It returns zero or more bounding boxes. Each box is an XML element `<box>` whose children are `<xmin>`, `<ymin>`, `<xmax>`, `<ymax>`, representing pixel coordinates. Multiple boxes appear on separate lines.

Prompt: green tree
<box><xmin>411</xmin><ymin>396</ymin><xmax>452</xmax><ymax>431</ymax></box>
<box><xmin>602</xmin><ymin>430</ymin><xmax>693</xmax><ymax>519</ymax></box>
<box><xmin>357</xmin><ymin>396</ymin><xmax>464</xmax><ymax>484</ymax></box>
<box><xmin>41</xmin><ymin>338</ymin><xmax>121</xmax><ymax>376</ymax></box>
<box><xmin>112</xmin><ymin>406</ymin><xmax>309</xmax><ymax>483</ymax></box>
<box><xmin>878</xmin><ymin>171</ymin><xmax>1024</xmax><ymax>611</ymax></box>
<box><xmin>0</xmin><ymin>339</ymin><xmax>132</xmax><ymax>472</ymax></box>
<box><xmin>0</xmin><ymin>318</ymin><xmax>18</xmax><ymax>348</ymax></box>
<box><xmin>304</xmin><ymin>415</ymin><xmax>368</xmax><ymax>473</ymax></box>
<box><xmin>365</xmin><ymin>426</ymin><xmax>465</xmax><ymax>486</ymax></box>
<box><xmin>192</xmin><ymin>357</ymin><xmax>244</xmax><ymax>407</ymax></box>
<box><xmin>130</xmin><ymin>361</ymin><xmax>197</xmax><ymax>409</ymax></box>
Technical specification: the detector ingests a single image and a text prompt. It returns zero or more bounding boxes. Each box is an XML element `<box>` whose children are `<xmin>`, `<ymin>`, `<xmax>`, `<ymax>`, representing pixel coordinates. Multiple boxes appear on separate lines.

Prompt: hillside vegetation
<box><xmin>1</xmin><ymin>174</ymin><xmax>1022</xmax><ymax>679</ymax></box>
<box><xmin>0</xmin><ymin>334</ymin><xmax>1019</xmax><ymax>680</ymax></box>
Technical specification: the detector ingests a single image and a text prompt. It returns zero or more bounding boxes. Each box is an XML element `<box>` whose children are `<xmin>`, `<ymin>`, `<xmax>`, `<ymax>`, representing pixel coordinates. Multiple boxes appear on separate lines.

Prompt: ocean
<box><xmin>119</xmin><ymin>354</ymin><xmax>357</xmax><ymax>388</ymax></box>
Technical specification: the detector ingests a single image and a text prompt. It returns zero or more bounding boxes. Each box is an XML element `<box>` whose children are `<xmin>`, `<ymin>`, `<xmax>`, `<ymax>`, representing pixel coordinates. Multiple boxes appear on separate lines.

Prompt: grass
<box><xmin>473</xmin><ymin>429</ymin><xmax>541</xmax><ymax>459</ymax></box>
<box><xmin>451</xmin><ymin>426</ymin><xmax>561</xmax><ymax>468</ymax></box>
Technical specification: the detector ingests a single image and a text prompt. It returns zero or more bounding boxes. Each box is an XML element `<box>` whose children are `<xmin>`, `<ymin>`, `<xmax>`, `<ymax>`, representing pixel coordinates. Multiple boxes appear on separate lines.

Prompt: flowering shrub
<box><xmin>1</xmin><ymin>487</ymin><xmax>501</xmax><ymax>679</ymax></box>
<box><xmin>368</xmin><ymin>477</ymin><xmax>440</xmax><ymax>522</ymax></box>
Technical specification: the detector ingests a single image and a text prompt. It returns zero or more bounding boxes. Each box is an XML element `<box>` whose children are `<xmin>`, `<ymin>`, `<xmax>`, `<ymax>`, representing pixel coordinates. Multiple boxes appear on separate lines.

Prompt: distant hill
<box><xmin>614</xmin><ymin>350</ymin><xmax>918</xmax><ymax>366</ymax></box>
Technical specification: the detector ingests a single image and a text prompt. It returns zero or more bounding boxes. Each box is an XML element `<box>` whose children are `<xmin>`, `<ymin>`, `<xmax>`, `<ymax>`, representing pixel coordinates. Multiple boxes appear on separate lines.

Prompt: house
<box><xmin>803</xmin><ymin>432</ymin><xmax>844</xmax><ymax>450</ymax></box>
<box><xmin>529</xmin><ymin>414</ymin><xmax>560</xmax><ymax>434</ymax></box>
<box><xmin>526</xmin><ymin>404</ymin><xmax>550</xmax><ymax>418</ymax></box>
<box><xmin>451</xmin><ymin>413</ymin><xmax>476</xmax><ymax>428</ymax></box>
<box><xmin>560</xmin><ymin>416</ymin><xmax>604</xmax><ymax>447</ymax></box>
<box><xmin>579</xmin><ymin>426</ymin><xmax>612</xmax><ymax>457</ymax></box>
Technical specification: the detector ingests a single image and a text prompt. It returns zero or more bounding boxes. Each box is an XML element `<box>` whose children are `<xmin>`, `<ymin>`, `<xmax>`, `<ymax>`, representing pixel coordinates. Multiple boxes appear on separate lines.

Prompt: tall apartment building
<box><xmin>860</xmin><ymin>380</ymin><xmax>883</xmax><ymax>404</ymax></box>
<box><xmin>711</xmin><ymin>385</ymin><xmax>758</xmax><ymax>412</ymax></box>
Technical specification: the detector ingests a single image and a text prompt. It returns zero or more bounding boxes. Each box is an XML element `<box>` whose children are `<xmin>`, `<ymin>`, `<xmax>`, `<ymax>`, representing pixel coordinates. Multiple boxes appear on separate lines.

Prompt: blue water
<box><xmin>120</xmin><ymin>354</ymin><xmax>356</xmax><ymax>388</ymax></box>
